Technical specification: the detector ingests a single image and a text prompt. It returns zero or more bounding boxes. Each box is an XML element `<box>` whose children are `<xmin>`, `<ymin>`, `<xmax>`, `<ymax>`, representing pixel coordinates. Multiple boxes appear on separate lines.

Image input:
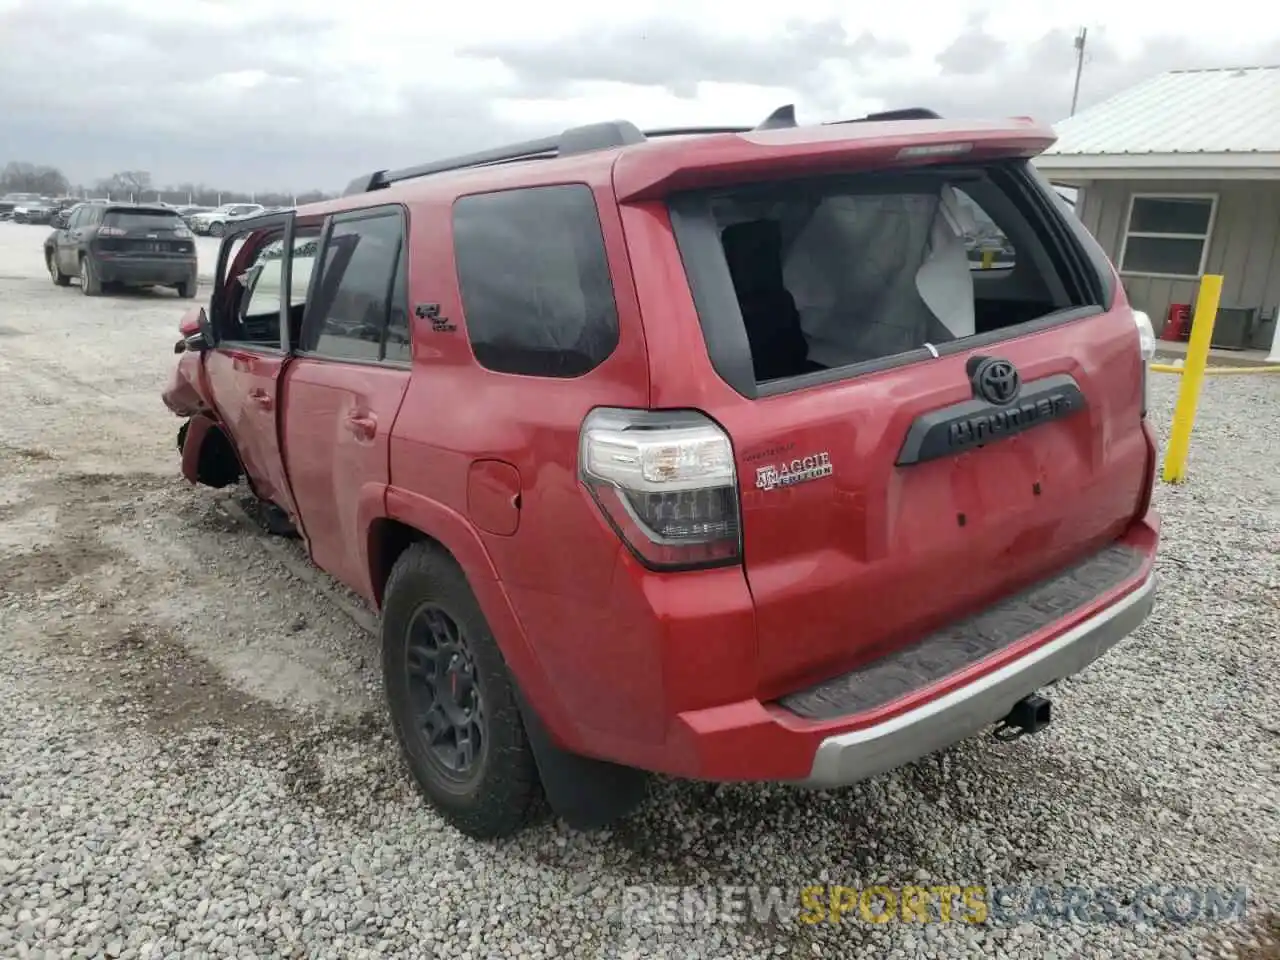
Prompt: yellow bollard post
<box><xmin>1161</xmin><ymin>274</ymin><xmax>1223</xmax><ymax>483</ymax></box>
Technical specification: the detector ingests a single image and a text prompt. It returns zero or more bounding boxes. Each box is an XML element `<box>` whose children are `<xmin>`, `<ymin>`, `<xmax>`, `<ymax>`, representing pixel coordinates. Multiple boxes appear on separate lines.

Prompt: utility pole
<box><xmin>1070</xmin><ymin>27</ymin><xmax>1088</xmax><ymax>116</ymax></box>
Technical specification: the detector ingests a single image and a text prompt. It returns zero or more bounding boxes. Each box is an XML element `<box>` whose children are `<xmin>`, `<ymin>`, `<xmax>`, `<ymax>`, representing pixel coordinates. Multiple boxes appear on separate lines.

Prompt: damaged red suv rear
<box><xmin>163</xmin><ymin>105</ymin><xmax>1159</xmax><ymax>839</ymax></box>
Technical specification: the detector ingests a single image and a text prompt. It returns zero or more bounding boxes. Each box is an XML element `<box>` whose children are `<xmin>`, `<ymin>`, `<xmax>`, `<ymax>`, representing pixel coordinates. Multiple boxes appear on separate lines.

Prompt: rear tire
<box><xmin>79</xmin><ymin>256</ymin><xmax>101</xmax><ymax>296</ymax></box>
<box><xmin>47</xmin><ymin>251</ymin><xmax>70</xmax><ymax>287</ymax></box>
<box><xmin>382</xmin><ymin>544</ymin><xmax>542</xmax><ymax>839</ymax></box>
<box><xmin>177</xmin><ymin>276</ymin><xmax>198</xmax><ymax>299</ymax></box>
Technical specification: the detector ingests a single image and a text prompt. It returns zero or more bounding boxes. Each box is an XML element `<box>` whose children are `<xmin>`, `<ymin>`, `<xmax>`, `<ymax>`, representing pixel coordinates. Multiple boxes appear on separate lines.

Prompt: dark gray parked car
<box><xmin>43</xmin><ymin>202</ymin><xmax>199</xmax><ymax>297</ymax></box>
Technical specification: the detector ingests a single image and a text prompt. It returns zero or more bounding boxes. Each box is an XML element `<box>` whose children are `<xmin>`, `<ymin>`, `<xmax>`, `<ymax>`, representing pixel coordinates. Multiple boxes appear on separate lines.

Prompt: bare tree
<box><xmin>94</xmin><ymin>170</ymin><xmax>154</xmax><ymax>199</ymax></box>
<box><xmin>1</xmin><ymin>162</ymin><xmax>70</xmax><ymax>196</ymax></box>
<box><xmin>6</xmin><ymin>157</ymin><xmax>335</xmax><ymax>207</ymax></box>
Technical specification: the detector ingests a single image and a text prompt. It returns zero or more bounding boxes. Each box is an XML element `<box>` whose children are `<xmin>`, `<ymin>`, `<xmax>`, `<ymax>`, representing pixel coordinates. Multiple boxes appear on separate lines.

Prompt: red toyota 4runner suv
<box><xmin>163</xmin><ymin>106</ymin><xmax>1160</xmax><ymax>839</ymax></box>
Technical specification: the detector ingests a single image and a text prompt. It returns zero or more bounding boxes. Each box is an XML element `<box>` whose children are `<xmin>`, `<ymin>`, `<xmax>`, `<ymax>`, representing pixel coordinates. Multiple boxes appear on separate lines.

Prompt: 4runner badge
<box><xmin>416</xmin><ymin>302</ymin><xmax>456</xmax><ymax>332</ymax></box>
<box><xmin>755</xmin><ymin>452</ymin><xmax>832</xmax><ymax>491</ymax></box>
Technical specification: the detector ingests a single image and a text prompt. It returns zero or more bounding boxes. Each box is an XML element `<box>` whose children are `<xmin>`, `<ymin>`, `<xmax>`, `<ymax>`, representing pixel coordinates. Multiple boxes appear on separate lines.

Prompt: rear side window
<box><xmin>452</xmin><ymin>184</ymin><xmax>619</xmax><ymax>377</ymax></box>
<box><xmin>103</xmin><ymin>210</ymin><xmax>184</xmax><ymax>231</ymax></box>
<box><xmin>301</xmin><ymin>211</ymin><xmax>407</xmax><ymax>362</ymax></box>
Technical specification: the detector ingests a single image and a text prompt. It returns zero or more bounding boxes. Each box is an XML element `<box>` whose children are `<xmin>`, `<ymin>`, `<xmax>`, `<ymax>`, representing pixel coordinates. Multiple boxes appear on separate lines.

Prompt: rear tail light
<box><xmin>174</xmin><ymin>226</ymin><xmax>193</xmax><ymax>239</ymax></box>
<box><xmin>580</xmin><ymin>408</ymin><xmax>741</xmax><ymax>570</ymax></box>
<box><xmin>1133</xmin><ymin>310</ymin><xmax>1156</xmax><ymax>417</ymax></box>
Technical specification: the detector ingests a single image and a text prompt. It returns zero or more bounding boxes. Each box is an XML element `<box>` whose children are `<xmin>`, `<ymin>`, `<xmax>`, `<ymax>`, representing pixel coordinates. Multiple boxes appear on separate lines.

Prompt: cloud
<box><xmin>935</xmin><ymin>16</ymin><xmax>1009</xmax><ymax>76</ymax></box>
<box><xmin>0</xmin><ymin>0</ymin><xmax>533</xmax><ymax>189</ymax></box>
<box><xmin>869</xmin><ymin>27</ymin><xmax>1280</xmax><ymax>127</ymax></box>
<box><xmin>462</xmin><ymin>20</ymin><xmax>908</xmax><ymax>101</ymax></box>
<box><xmin>3</xmin><ymin>0</ymin><xmax>1280</xmax><ymax>192</ymax></box>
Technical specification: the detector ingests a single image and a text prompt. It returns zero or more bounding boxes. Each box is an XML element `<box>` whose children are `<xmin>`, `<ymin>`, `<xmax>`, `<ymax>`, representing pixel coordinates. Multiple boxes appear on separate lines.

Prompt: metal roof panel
<box><xmin>1044</xmin><ymin>66</ymin><xmax>1280</xmax><ymax>157</ymax></box>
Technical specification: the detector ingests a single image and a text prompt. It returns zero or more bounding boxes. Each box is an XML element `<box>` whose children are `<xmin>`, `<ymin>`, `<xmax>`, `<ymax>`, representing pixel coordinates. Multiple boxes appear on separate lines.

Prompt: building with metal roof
<box><xmin>1034</xmin><ymin>66</ymin><xmax>1280</xmax><ymax>355</ymax></box>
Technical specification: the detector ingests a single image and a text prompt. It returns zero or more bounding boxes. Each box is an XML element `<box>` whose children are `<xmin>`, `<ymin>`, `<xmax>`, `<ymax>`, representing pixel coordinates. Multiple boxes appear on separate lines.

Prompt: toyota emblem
<box><xmin>972</xmin><ymin>357</ymin><xmax>1021</xmax><ymax>405</ymax></box>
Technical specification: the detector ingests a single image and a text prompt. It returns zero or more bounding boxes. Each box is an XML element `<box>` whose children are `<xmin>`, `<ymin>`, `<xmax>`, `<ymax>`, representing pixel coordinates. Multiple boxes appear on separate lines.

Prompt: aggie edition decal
<box><xmin>755</xmin><ymin>451</ymin><xmax>833</xmax><ymax>491</ymax></box>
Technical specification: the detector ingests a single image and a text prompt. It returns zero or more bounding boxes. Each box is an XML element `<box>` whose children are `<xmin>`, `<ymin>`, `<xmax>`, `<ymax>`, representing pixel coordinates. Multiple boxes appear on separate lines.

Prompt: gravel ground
<box><xmin>0</xmin><ymin>218</ymin><xmax>1277</xmax><ymax>959</ymax></box>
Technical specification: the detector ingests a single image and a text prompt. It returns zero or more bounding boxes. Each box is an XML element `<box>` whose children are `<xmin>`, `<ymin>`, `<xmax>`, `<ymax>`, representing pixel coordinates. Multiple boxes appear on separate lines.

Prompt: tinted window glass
<box><xmin>452</xmin><ymin>184</ymin><xmax>619</xmax><ymax>377</ymax></box>
<box><xmin>382</xmin><ymin>250</ymin><xmax>411</xmax><ymax>363</ymax></box>
<box><xmin>303</xmin><ymin>213</ymin><xmax>404</xmax><ymax>361</ymax></box>
<box><xmin>103</xmin><ymin>210</ymin><xmax>185</xmax><ymax>231</ymax></box>
<box><xmin>67</xmin><ymin>206</ymin><xmax>85</xmax><ymax>228</ymax></box>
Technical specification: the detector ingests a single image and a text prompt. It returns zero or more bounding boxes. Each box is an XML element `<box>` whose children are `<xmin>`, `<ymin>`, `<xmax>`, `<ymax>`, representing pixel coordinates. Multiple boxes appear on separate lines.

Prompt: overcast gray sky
<box><xmin>3</xmin><ymin>0</ymin><xmax>1279</xmax><ymax>192</ymax></box>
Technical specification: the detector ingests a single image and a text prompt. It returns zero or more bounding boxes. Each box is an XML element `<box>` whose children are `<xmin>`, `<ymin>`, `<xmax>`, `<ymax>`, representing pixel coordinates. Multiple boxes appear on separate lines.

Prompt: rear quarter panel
<box><xmin>384</xmin><ymin>176</ymin><xmax>661</xmax><ymax>750</ymax></box>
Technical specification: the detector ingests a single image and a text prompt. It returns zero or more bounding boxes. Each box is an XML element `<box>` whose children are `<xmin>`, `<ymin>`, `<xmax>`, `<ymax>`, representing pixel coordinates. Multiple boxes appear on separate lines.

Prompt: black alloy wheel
<box><xmin>405</xmin><ymin>603</ymin><xmax>486</xmax><ymax>781</ymax></box>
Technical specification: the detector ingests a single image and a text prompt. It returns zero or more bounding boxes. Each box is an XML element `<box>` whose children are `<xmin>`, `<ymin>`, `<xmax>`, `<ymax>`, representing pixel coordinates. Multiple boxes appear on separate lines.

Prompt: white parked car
<box><xmin>187</xmin><ymin>203</ymin><xmax>267</xmax><ymax>237</ymax></box>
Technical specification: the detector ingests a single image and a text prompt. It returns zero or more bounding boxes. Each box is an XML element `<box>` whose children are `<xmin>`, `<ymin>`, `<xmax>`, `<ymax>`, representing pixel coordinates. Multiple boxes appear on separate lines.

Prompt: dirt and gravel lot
<box><xmin>0</xmin><ymin>218</ymin><xmax>1277</xmax><ymax>960</ymax></box>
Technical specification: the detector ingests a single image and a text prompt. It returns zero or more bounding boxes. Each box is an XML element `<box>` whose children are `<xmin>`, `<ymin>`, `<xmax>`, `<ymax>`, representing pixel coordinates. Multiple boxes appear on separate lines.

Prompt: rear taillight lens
<box><xmin>1133</xmin><ymin>310</ymin><xmax>1155</xmax><ymax>418</ymax></box>
<box><xmin>580</xmin><ymin>408</ymin><xmax>740</xmax><ymax>570</ymax></box>
<box><xmin>174</xmin><ymin>226</ymin><xmax>192</xmax><ymax>239</ymax></box>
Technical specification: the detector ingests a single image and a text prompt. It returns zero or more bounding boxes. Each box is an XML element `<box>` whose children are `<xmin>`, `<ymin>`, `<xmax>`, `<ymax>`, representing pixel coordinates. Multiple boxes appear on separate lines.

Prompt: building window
<box><xmin>1119</xmin><ymin>194</ymin><xmax>1215</xmax><ymax>278</ymax></box>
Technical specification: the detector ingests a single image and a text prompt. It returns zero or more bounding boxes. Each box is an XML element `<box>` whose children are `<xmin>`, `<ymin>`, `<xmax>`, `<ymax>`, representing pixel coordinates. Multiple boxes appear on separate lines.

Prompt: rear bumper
<box><xmin>500</xmin><ymin>509</ymin><xmax>1159</xmax><ymax>786</ymax></box>
<box><xmin>643</xmin><ymin>516</ymin><xmax>1160</xmax><ymax>784</ymax></box>
<box><xmin>800</xmin><ymin>568</ymin><xmax>1154</xmax><ymax>787</ymax></box>
<box><xmin>96</xmin><ymin>256</ymin><xmax>196</xmax><ymax>285</ymax></box>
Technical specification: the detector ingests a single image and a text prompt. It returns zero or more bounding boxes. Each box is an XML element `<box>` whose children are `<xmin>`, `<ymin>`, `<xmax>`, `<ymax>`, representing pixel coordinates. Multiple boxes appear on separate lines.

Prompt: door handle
<box><xmin>346</xmin><ymin>412</ymin><xmax>377</xmax><ymax>441</ymax></box>
<box><xmin>248</xmin><ymin>388</ymin><xmax>273</xmax><ymax>411</ymax></box>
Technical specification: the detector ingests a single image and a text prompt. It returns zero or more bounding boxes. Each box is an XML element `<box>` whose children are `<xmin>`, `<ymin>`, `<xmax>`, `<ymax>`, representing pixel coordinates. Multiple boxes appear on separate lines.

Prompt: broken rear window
<box><xmin>670</xmin><ymin>164</ymin><xmax>1088</xmax><ymax>388</ymax></box>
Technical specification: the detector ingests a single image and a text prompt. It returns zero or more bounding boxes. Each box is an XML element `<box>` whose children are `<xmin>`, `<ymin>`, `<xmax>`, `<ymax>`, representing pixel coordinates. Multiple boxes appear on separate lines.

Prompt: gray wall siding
<box><xmin>1077</xmin><ymin>179</ymin><xmax>1280</xmax><ymax>340</ymax></box>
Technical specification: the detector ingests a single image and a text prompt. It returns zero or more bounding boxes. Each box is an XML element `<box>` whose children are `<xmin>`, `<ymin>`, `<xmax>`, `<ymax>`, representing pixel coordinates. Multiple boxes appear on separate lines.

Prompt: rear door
<box><xmin>280</xmin><ymin>206</ymin><xmax>412</xmax><ymax>600</ymax></box>
<box><xmin>203</xmin><ymin>211</ymin><xmax>303</xmax><ymax>519</ymax></box>
<box><xmin>637</xmin><ymin>153</ymin><xmax>1150</xmax><ymax>695</ymax></box>
<box><xmin>56</xmin><ymin>206</ymin><xmax>85</xmax><ymax>273</ymax></box>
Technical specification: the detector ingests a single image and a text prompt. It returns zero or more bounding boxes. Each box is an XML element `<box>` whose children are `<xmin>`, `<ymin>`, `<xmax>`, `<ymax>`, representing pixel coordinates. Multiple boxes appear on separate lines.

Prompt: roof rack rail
<box><xmin>642</xmin><ymin>125</ymin><xmax>752</xmax><ymax>138</ymax></box>
<box><xmin>343</xmin><ymin>122</ymin><xmax>647</xmax><ymax>196</ymax></box>
<box><xmin>827</xmin><ymin>107</ymin><xmax>942</xmax><ymax>125</ymax></box>
<box><xmin>342</xmin><ymin>103</ymin><xmax>806</xmax><ymax>196</ymax></box>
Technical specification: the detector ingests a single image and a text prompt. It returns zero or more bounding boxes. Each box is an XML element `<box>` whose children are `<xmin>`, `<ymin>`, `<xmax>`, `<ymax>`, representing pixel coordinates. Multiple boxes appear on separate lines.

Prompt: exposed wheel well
<box><xmin>367</xmin><ymin>518</ymin><xmax>445</xmax><ymax>609</ymax></box>
<box><xmin>196</xmin><ymin>424</ymin><xmax>242</xmax><ymax>488</ymax></box>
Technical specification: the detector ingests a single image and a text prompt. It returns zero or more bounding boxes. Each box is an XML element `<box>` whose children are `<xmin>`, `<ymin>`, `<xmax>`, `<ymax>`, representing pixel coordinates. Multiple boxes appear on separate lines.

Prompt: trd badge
<box><xmin>755</xmin><ymin>452</ymin><xmax>833</xmax><ymax>491</ymax></box>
